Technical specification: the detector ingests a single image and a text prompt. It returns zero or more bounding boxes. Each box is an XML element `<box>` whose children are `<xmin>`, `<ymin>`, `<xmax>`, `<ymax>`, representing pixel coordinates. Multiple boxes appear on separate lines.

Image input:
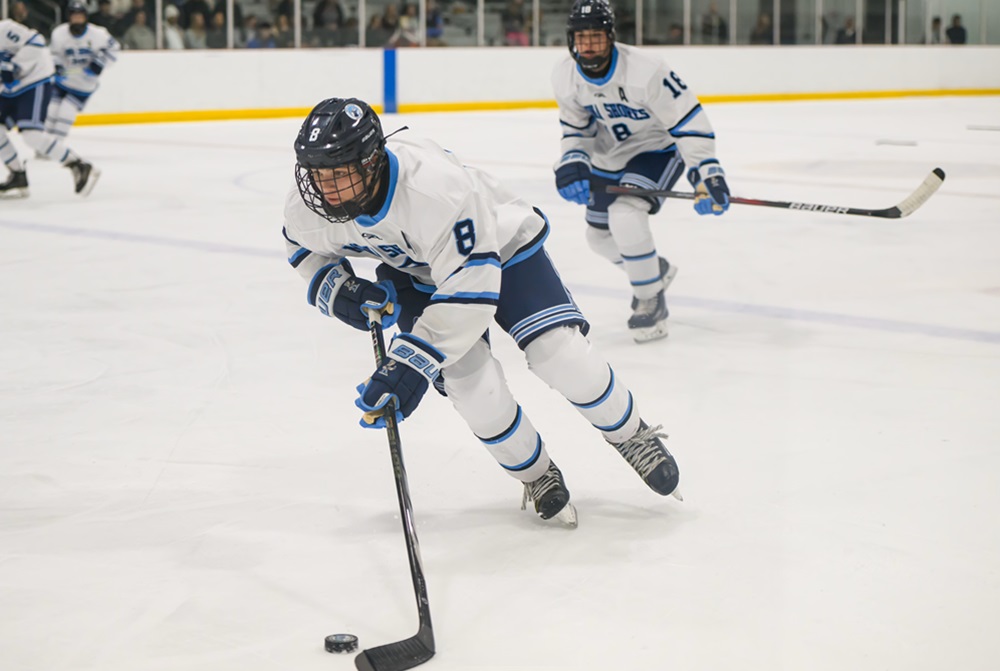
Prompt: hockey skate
<box><xmin>628</xmin><ymin>290</ymin><xmax>669</xmax><ymax>343</ymax></box>
<box><xmin>66</xmin><ymin>159</ymin><xmax>100</xmax><ymax>197</ymax></box>
<box><xmin>611</xmin><ymin>421</ymin><xmax>682</xmax><ymax>499</ymax></box>
<box><xmin>0</xmin><ymin>169</ymin><xmax>29</xmax><ymax>199</ymax></box>
<box><xmin>628</xmin><ymin>258</ymin><xmax>676</xmax><ymax>343</ymax></box>
<box><xmin>522</xmin><ymin>460</ymin><xmax>578</xmax><ymax>528</ymax></box>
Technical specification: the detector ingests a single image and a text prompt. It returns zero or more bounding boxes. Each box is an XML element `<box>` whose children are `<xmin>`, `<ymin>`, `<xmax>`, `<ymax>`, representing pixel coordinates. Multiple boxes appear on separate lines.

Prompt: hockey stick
<box><xmin>355</xmin><ymin>314</ymin><xmax>435</xmax><ymax>671</ymax></box>
<box><xmin>606</xmin><ymin>168</ymin><xmax>946</xmax><ymax>219</ymax></box>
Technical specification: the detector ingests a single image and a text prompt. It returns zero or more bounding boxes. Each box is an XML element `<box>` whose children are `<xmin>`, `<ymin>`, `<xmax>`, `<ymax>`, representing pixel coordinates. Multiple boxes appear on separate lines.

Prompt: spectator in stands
<box><xmin>164</xmin><ymin>4</ymin><xmax>186</xmax><ymax>48</ymax></box>
<box><xmin>926</xmin><ymin>16</ymin><xmax>942</xmax><ymax>44</ymax></box>
<box><xmin>181</xmin><ymin>0</ymin><xmax>213</xmax><ymax>30</ymax></box>
<box><xmin>835</xmin><ymin>17</ymin><xmax>857</xmax><ymax>44</ymax></box>
<box><xmin>274</xmin><ymin>14</ymin><xmax>294</xmax><ymax>48</ymax></box>
<box><xmin>313</xmin><ymin>0</ymin><xmax>345</xmax><ymax>45</ymax></box>
<box><xmin>663</xmin><ymin>22</ymin><xmax>683</xmax><ymax>45</ymax></box>
<box><xmin>240</xmin><ymin>14</ymin><xmax>258</xmax><ymax>46</ymax></box>
<box><xmin>381</xmin><ymin>4</ymin><xmax>401</xmax><ymax>35</ymax></box>
<box><xmin>392</xmin><ymin>3</ymin><xmax>421</xmax><ymax>46</ymax></box>
<box><xmin>213</xmin><ymin>0</ymin><xmax>245</xmax><ymax>40</ymax></box>
<box><xmin>700</xmin><ymin>1</ymin><xmax>728</xmax><ymax>45</ymax></box>
<box><xmin>946</xmin><ymin>14</ymin><xmax>967</xmax><ymax>44</ymax></box>
<box><xmin>115</xmin><ymin>0</ymin><xmax>151</xmax><ymax>38</ymax></box>
<box><xmin>502</xmin><ymin>0</ymin><xmax>529</xmax><ymax>46</ymax></box>
<box><xmin>90</xmin><ymin>0</ymin><xmax>121</xmax><ymax>36</ymax></box>
<box><xmin>185</xmin><ymin>11</ymin><xmax>208</xmax><ymax>48</ymax></box>
<box><xmin>123</xmin><ymin>9</ymin><xmax>156</xmax><ymax>49</ymax></box>
<box><xmin>426</xmin><ymin>0</ymin><xmax>445</xmax><ymax>46</ymax></box>
<box><xmin>206</xmin><ymin>10</ymin><xmax>227</xmax><ymax>48</ymax></box>
<box><xmin>749</xmin><ymin>12</ymin><xmax>772</xmax><ymax>44</ymax></box>
<box><xmin>247</xmin><ymin>20</ymin><xmax>277</xmax><ymax>47</ymax></box>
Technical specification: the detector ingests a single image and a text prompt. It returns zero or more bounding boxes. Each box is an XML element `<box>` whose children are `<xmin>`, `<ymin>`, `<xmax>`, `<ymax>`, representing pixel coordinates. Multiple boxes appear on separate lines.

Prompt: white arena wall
<box><xmin>80</xmin><ymin>46</ymin><xmax>1000</xmax><ymax>123</ymax></box>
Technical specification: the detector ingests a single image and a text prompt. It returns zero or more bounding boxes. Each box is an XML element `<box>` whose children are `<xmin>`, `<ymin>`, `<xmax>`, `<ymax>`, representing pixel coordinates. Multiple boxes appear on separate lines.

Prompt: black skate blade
<box><xmin>354</xmin><ymin>634</ymin><xmax>434</xmax><ymax>671</ymax></box>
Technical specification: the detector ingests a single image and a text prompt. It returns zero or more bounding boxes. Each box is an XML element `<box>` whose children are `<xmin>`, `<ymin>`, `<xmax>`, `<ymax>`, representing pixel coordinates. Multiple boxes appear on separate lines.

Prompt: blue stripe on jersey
<box><xmin>501</xmin><ymin>435</ymin><xmax>542</xmax><ymax>472</ymax></box>
<box><xmin>669</xmin><ymin>104</ymin><xmax>703</xmax><ymax>134</ymax></box>
<box><xmin>410</xmin><ymin>278</ymin><xmax>437</xmax><ymax>294</ymax></box>
<box><xmin>502</xmin><ymin>216</ymin><xmax>549</xmax><ymax>269</ymax></box>
<box><xmin>430</xmin><ymin>291</ymin><xmax>500</xmax><ymax>304</ymax></box>
<box><xmin>592</xmin><ymin>166</ymin><xmax>625</xmax><ymax>180</ymax></box>
<box><xmin>577</xmin><ymin>46</ymin><xmax>619</xmax><ymax>85</ymax></box>
<box><xmin>572</xmin><ymin>367</ymin><xmax>615</xmax><ymax>409</ymax></box>
<box><xmin>480</xmin><ymin>406</ymin><xmax>522</xmax><ymax>444</ymax></box>
<box><xmin>26</xmin><ymin>34</ymin><xmax>46</xmax><ymax>47</ymax></box>
<box><xmin>465</xmin><ymin>259</ymin><xmax>501</xmax><ymax>268</ymax></box>
<box><xmin>354</xmin><ymin>150</ymin><xmax>399</xmax><ymax>227</ymax></box>
<box><xmin>288</xmin><ymin>248</ymin><xmax>310</xmax><ymax>267</ymax></box>
<box><xmin>594</xmin><ymin>392</ymin><xmax>634</xmax><ymax>432</ymax></box>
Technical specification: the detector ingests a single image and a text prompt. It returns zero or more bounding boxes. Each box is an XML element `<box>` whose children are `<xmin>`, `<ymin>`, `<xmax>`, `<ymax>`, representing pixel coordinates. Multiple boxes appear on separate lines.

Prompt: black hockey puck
<box><xmin>324</xmin><ymin>633</ymin><xmax>359</xmax><ymax>654</ymax></box>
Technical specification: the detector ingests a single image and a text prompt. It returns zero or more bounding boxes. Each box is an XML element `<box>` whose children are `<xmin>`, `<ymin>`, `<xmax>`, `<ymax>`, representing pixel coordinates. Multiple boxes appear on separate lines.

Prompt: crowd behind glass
<box><xmin>4</xmin><ymin>0</ymin><xmax>994</xmax><ymax>50</ymax></box>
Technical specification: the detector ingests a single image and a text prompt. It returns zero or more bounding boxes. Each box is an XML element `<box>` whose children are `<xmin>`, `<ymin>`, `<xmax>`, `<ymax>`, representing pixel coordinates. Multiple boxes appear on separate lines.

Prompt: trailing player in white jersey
<box><xmin>46</xmin><ymin>1</ymin><xmax>119</xmax><ymax>140</ymax></box>
<box><xmin>285</xmin><ymin>98</ymin><xmax>683</xmax><ymax>526</ymax></box>
<box><xmin>0</xmin><ymin>18</ymin><xmax>100</xmax><ymax>198</ymax></box>
<box><xmin>552</xmin><ymin>0</ymin><xmax>731</xmax><ymax>342</ymax></box>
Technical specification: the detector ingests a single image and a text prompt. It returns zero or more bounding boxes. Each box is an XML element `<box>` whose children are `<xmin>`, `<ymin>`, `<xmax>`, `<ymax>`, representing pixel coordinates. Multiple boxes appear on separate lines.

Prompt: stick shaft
<box><xmin>606</xmin><ymin>168</ymin><xmax>945</xmax><ymax>220</ymax></box>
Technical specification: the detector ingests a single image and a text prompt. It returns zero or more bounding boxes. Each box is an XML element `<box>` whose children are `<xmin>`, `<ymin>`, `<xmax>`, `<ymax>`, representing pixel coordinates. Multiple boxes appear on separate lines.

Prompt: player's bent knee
<box><xmin>525</xmin><ymin>325</ymin><xmax>590</xmax><ymax>371</ymax></box>
<box><xmin>526</xmin><ymin>326</ymin><xmax>610</xmax><ymax>401</ymax></box>
<box><xmin>19</xmin><ymin>130</ymin><xmax>61</xmax><ymax>160</ymax></box>
<box><xmin>442</xmin><ymin>339</ymin><xmax>492</xmax><ymax>386</ymax></box>
<box><xmin>607</xmin><ymin>194</ymin><xmax>649</xmax><ymax>215</ymax></box>
<box><xmin>585</xmin><ymin>226</ymin><xmax>621</xmax><ymax>264</ymax></box>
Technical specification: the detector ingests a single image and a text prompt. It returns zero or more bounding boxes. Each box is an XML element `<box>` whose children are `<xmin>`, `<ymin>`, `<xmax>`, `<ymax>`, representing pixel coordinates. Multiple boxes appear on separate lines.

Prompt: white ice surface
<box><xmin>2</xmin><ymin>97</ymin><xmax>999</xmax><ymax>671</ymax></box>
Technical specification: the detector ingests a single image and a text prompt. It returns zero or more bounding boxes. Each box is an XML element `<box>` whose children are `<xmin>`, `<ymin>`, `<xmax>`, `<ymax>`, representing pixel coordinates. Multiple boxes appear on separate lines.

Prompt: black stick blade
<box><xmin>354</xmin><ymin>634</ymin><xmax>434</xmax><ymax>671</ymax></box>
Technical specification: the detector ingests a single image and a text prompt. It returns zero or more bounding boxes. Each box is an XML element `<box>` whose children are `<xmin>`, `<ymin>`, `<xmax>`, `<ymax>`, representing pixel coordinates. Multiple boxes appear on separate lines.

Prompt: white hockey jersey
<box><xmin>0</xmin><ymin>19</ymin><xmax>54</xmax><ymax>97</ymax></box>
<box><xmin>552</xmin><ymin>43</ymin><xmax>719</xmax><ymax>173</ymax></box>
<box><xmin>284</xmin><ymin>134</ymin><xmax>549</xmax><ymax>367</ymax></box>
<box><xmin>49</xmin><ymin>23</ymin><xmax>119</xmax><ymax>95</ymax></box>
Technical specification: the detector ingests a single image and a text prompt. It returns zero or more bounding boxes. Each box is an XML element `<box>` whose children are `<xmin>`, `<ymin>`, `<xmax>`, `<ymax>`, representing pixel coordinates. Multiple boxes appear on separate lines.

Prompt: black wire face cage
<box><xmin>294</xmin><ymin>150</ymin><xmax>385</xmax><ymax>224</ymax></box>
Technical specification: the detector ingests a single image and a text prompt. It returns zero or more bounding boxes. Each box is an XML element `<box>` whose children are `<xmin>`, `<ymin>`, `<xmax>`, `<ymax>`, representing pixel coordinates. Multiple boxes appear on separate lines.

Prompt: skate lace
<box><xmin>520</xmin><ymin>463</ymin><xmax>562</xmax><ymax>511</ymax></box>
<box><xmin>614</xmin><ymin>424</ymin><xmax>669</xmax><ymax>479</ymax></box>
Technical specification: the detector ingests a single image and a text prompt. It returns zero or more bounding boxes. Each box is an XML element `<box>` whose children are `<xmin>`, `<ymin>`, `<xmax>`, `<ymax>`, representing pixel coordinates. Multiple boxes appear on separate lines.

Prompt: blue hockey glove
<box><xmin>356</xmin><ymin>333</ymin><xmax>444</xmax><ymax>429</ymax></box>
<box><xmin>554</xmin><ymin>151</ymin><xmax>592</xmax><ymax>205</ymax></box>
<box><xmin>687</xmin><ymin>160</ymin><xmax>730</xmax><ymax>216</ymax></box>
<box><xmin>307</xmin><ymin>262</ymin><xmax>398</xmax><ymax>330</ymax></box>
<box><xmin>85</xmin><ymin>60</ymin><xmax>104</xmax><ymax>77</ymax></box>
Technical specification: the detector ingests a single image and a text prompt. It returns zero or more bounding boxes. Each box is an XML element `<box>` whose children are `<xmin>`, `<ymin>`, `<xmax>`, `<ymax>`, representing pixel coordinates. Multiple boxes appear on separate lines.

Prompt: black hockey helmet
<box><xmin>567</xmin><ymin>0</ymin><xmax>616</xmax><ymax>71</ymax></box>
<box><xmin>294</xmin><ymin>98</ymin><xmax>387</xmax><ymax>223</ymax></box>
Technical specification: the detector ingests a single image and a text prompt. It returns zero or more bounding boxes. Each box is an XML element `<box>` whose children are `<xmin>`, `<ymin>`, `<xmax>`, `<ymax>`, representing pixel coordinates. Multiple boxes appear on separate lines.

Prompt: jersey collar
<box><xmin>355</xmin><ymin>149</ymin><xmax>399</xmax><ymax>228</ymax></box>
<box><xmin>576</xmin><ymin>46</ymin><xmax>618</xmax><ymax>86</ymax></box>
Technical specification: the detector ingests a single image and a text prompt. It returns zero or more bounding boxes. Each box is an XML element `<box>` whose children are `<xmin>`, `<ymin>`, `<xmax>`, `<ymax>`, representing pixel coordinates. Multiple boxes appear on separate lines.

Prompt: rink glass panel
<box><xmin>2</xmin><ymin>0</ymin><xmax>996</xmax><ymax>46</ymax></box>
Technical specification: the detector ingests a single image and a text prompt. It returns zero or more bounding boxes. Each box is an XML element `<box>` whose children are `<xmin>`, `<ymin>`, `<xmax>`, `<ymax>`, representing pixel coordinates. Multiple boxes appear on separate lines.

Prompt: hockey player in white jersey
<box><xmin>0</xmin><ymin>19</ymin><xmax>100</xmax><ymax>198</ymax></box>
<box><xmin>285</xmin><ymin>98</ymin><xmax>683</xmax><ymax>526</ymax></box>
<box><xmin>552</xmin><ymin>0</ymin><xmax>731</xmax><ymax>342</ymax></box>
<box><xmin>46</xmin><ymin>1</ymin><xmax>120</xmax><ymax>140</ymax></box>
